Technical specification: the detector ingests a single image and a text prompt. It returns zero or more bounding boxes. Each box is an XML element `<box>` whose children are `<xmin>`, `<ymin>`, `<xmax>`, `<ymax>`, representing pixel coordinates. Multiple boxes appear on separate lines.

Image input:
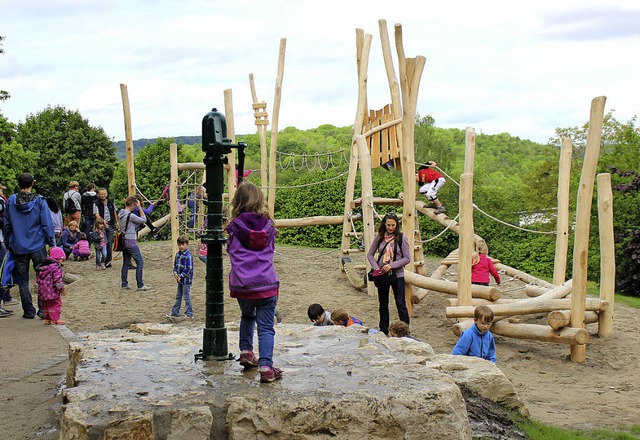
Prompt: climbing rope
<box><xmin>276</xmin><ymin>148</ymin><xmax>350</xmax><ymax>171</ymax></box>
<box><xmin>415</xmin><ymin>213</ymin><xmax>461</xmax><ymax>243</ymax></box>
<box><xmin>263</xmin><ymin>170</ymin><xmax>350</xmax><ymax>189</ymax></box>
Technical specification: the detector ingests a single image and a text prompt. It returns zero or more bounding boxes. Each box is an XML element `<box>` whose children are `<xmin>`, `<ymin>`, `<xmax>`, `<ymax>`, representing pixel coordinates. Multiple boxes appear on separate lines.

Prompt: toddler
<box><xmin>307</xmin><ymin>303</ymin><xmax>333</xmax><ymax>326</ymax></box>
<box><xmin>92</xmin><ymin>218</ymin><xmax>107</xmax><ymax>270</ymax></box>
<box><xmin>331</xmin><ymin>308</ymin><xmax>363</xmax><ymax>327</ymax></box>
<box><xmin>36</xmin><ymin>247</ymin><xmax>66</xmax><ymax>325</ymax></box>
<box><xmin>167</xmin><ymin>235</ymin><xmax>194</xmax><ymax>318</ymax></box>
<box><xmin>72</xmin><ymin>232</ymin><xmax>92</xmax><ymax>261</ymax></box>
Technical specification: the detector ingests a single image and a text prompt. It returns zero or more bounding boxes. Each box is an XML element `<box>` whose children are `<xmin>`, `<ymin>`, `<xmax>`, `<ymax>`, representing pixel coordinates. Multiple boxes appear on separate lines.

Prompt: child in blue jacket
<box><xmin>452</xmin><ymin>305</ymin><xmax>496</xmax><ymax>363</ymax></box>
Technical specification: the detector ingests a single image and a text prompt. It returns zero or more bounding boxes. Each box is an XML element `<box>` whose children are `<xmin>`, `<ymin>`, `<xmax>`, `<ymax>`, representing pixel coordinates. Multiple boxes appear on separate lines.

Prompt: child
<box><xmin>416</xmin><ymin>161</ymin><xmax>446</xmax><ymax>214</ymax></box>
<box><xmin>58</xmin><ymin>220</ymin><xmax>79</xmax><ymax>258</ymax></box>
<box><xmin>226</xmin><ymin>181</ymin><xmax>282</xmax><ymax>383</ymax></box>
<box><xmin>389</xmin><ymin>320</ymin><xmax>419</xmax><ymax>340</ymax></box>
<box><xmin>92</xmin><ymin>218</ymin><xmax>107</xmax><ymax>270</ymax></box>
<box><xmin>71</xmin><ymin>232</ymin><xmax>92</xmax><ymax>261</ymax></box>
<box><xmin>167</xmin><ymin>235</ymin><xmax>194</xmax><ymax>318</ymax></box>
<box><xmin>452</xmin><ymin>305</ymin><xmax>496</xmax><ymax>363</ymax></box>
<box><xmin>307</xmin><ymin>303</ymin><xmax>333</xmax><ymax>326</ymax></box>
<box><xmin>471</xmin><ymin>243</ymin><xmax>501</xmax><ymax>286</ymax></box>
<box><xmin>331</xmin><ymin>308</ymin><xmax>363</xmax><ymax>327</ymax></box>
<box><xmin>36</xmin><ymin>247</ymin><xmax>66</xmax><ymax>325</ymax></box>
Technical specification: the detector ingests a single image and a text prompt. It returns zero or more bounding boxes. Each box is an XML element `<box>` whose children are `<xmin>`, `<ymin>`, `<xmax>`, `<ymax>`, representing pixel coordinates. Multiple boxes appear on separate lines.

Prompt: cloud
<box><xmin>540</xmin><ymin>7</ymin><xmax>640</xmax><ymax>40</ymax></box>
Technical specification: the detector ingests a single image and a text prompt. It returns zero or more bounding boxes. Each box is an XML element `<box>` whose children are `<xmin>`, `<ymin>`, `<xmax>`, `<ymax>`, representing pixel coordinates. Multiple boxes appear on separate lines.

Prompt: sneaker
<box><xmin>52</xmin><ymin>320</ymin><xmax>65</xmax><ymax>325</ymax></box>
<box><xmin>137</xmin><ymin>285</ymin><xmax>151</xmax><ymax>291</ymax></box>
<box><xmin>259</xmin><ymin>366</ymin><xmax>283</xmax><ymax>383</ymax></box>
<box><xmin>165</xmin><ymin>313</ymin><xmax>180</xmax><ymax>318</ymax></box>
<box><xmin>0</xmin><ymin>308</ymin><xmax>13</xmax><ymax>318</ymax></box>
<box><xmin>239</xmin><ymin>351</ymin><xmax>259</xmax><ymax>368</ymax></box>
<box><xmin>122</xmin><ymin>286</ymin><xmax>131</xmax><ymax>290</ymax></box>
<box><xmin>101</xmin><ymin>264</ymin><xmax>106</xmax><ymax>270</ymax></box>
<box><xmin>96</xmin><ymin>266</ymin><xmax>102</xmax><ymax>271</ymax></box>
<box><xmin>184</xmin><ymin>315</ymin><xmax>194</xmax><ymax>319</ymax></box>
<box><xmin>22</xmin><ymin>314</ymin><xmax>36</xmax><ymax>319</ymax></box>
<box><xmin>37</xmin><ymin>311</ymin><xmax>44</xmax><ymax>319</ymax></box>
<box><xmin>426</xmin><ymin>202</ymin><xmax>437</xmax><ymax>209</ymax></box>
<box><xmin>435</xmin><ymin>206</ymin><xmax>446</xmax><ymax>214</ymax></box>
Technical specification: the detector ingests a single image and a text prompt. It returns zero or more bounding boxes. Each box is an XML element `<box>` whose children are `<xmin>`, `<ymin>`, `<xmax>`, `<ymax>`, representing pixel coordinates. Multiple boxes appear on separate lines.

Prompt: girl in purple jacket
<box><xmin>36</xmin><ymin>247</ymin><xmax>66</xmax><ymax>325</ymax></box>
<box><xmin>226</xmin><ymin>182</ymin><xmax>282</xmax><ymax>383</ymax></box>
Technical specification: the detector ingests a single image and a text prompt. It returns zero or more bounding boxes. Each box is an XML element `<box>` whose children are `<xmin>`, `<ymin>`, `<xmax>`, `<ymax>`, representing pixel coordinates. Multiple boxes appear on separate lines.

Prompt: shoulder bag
<box><xmin>113</xmin><ymin>213</ymin><xmax>131</xmax><ymax>252</ymax></box>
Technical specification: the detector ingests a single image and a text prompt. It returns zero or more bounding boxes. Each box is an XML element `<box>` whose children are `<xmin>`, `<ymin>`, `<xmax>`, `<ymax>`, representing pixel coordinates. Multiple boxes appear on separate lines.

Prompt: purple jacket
<box><xmin>226</xmin><ymin>212</ymin><xmax>279</xmax><ymax>298</ymax></box>
<box><xmin>366</xmin><ymin>233</ymin><xmax>411</xmax><ymax>277</ymax></box>
<box><xmin>36</xmin><ymin>258</ymin><xmax>65</xmax><ymax>300</ymax></box>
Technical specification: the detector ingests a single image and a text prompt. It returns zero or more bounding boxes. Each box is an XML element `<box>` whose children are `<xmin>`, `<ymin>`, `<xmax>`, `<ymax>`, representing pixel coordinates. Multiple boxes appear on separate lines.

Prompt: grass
<box><xmin>512</xmin><ymin>413</ymin><xmax>640</xmax><ymax>439</ymax></box>
<box><xmin>585</xmin><ymin>282</ymin><xmax>640</xmax><ymax>309</ymax></box>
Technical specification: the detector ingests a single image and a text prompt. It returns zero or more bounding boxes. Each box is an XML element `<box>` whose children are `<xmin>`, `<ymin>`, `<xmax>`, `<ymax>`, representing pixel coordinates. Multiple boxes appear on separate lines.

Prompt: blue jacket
<box><xmin>226</xmin><ymin>212</ymin><xmax>279</xmax><ymax>298</ymax></box>
<box><xmin>173</xmin><ymin>249</ymin><xmax>194</xmax><ymax>285</ymax></box>
<box><xmin>4</xmin><ymin>192</ymin><xmax>55</xmax><ymax>254</ymax></box>
<box><xmin>452</xmin><ymin>323</ymin><xmax>497</xmax><ymax>363</ymax></box>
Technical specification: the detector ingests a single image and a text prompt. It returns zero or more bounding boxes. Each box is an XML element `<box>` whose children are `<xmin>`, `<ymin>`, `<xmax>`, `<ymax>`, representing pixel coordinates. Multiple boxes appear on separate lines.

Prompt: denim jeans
<box><xmin>237</xmin><ymin>296</ymin><xmax>278</xmax><ymax>368</ymax></box>
<box><xmin>13</xmin><ymin>247</ymin><xmax>47</xmax><ymax>317</ymax></box>
<box><xmin>377</xmin><ymin>276</ymin><xmax>410</xmax><ymax>335</ymax></box>
<box><xmin>105</xmin><ymin>225</ymin><xmax>115</xmax><ymax>264</ymax></box>
<box><xmin>0</xmin><ymin>243</ymin><xmax>12</xmax><ymax>302</ymax></box>
<box><xmin>95</xmin><ymin>245</ymin><xmax>107</xmax><ymax>266</ymax></box>
<box><xmin>121</xmin><ymin>242</ymin><xmax>144</xmax><ymax>288</ymax></box>
<box><xmin>84</xmin><ymin>216</ymin><xmax>95</xmax><ymax>239</ymax></box>
<box><xmin>171</xmin><ymin>283</ymin><xmax>193</xmax><ymax>317</ymax></box>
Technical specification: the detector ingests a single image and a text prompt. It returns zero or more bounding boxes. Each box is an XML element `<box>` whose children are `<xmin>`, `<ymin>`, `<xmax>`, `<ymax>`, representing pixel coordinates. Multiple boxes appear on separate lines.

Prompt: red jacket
<box><xmin>417</xmin><ymin>167</ymin><xmax>443</xmax><ymax>184</ymax></box>
<box><xmin>471</xmin><ymin>254</ymin><xmax>500</xmax><ymax>285</ymax></box>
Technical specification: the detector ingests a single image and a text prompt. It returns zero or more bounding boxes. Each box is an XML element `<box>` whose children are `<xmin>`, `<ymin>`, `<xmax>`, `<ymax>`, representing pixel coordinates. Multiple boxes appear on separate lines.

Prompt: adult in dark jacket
<box><xmin>93</xmin><ymin>188</ymin><xmax>119</xmax><ymax>267</ymax></box>
<box><xmin>81</xmin><ymin>183</ymin><xmax>98</xmax><ymax>237</ymax></box>
<box><xmin>4</xmin><ymin>173</ymin><xmax>55</xmax><ymax>319</ymax></box>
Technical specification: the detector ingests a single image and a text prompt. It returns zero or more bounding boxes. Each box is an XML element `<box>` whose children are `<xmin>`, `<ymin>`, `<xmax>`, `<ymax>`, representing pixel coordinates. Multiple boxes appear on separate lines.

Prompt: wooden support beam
<box><xmin>491</xmin><ymin>321</ymin><xmax>589</xmax><ymax>345</ymax></box>
<box><xmin>120</xmin><ymin>84</ymin><xmax>136</xmax><ymax>197</ymax></box>
<box><xmin>457</xmin><ymin>173</ymin><xmax>474</xmax><ymax>307</ymax></box>
<box><xmin>267</xmin><ymin>38</ymin><xmax>286</xmax><ymax>217</ymax></box>
<box><xmin>553</xmin><ymin>137</ymin><xmax>573</xmax><ymax>284</ymax></box>
<box><xmin>274</xmin><ymin>215</ymin><xmax>344</xmax><ymax>228</ymax></box>
<box><xmin>548</xmin><ymin>310</ymin><xmax>598</xmax><ymax>330</ymax></box>
<box><xmin>405</xmin><ymin>271</ymin><xmax>500</xmax><ymax>301</ymax></box>
<box><xmin>445</xmin><ymin>298</ymin><xmax>608</xmax><ymax>319</ymax></box>
<box><xmin>597</xmin><ymin>173</ymin><xmax>615</xmax><ymax>337</ymax></box>
<box><xmin>525</xmin><ymin>285</ymin><xmax>547</xmax><ymax>297</ymax></box>
<box><xmin>350</xmin><ymin>197</ymin><xmax>404</xmax><ymax>208</ymax></box>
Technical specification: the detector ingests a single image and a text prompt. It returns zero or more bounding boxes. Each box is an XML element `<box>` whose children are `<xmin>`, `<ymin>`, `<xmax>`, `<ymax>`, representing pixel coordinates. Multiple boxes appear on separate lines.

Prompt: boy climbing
<box><xmin>416</xmin><ymin>161</ymin><xmax>446</xmax><ymax>215</ymax></box>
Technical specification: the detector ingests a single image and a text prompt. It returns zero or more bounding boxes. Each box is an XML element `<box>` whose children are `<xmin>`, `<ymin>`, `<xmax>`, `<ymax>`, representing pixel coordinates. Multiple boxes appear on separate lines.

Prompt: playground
<box><xmin>2</xmin><ymin>241</ymin><xmax>640</xmax><ymax>438</ymax></box>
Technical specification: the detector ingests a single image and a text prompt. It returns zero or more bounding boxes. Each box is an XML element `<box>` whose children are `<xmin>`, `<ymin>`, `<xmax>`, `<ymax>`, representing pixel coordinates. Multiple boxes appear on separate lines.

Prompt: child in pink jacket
<box><xmin>36</xmin><ymin>247</ymin><xmax>67</xmax><ymax>325</ymax></box>
<box><xmin>72</xmin><ymin>232</ymin><xmax>92</xmax><ymax>260</ymax></box>
<box><xmin>471</xmin><ymin>251</ymin><xmax>501</xmax><ymax>286</ymax></box>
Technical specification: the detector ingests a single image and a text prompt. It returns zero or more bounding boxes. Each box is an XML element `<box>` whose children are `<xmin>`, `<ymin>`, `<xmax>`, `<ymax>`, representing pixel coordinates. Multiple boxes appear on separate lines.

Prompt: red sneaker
<box><xmin>238</xmin><ymin>351</ymin><xmax>259</xmax><ymax>368</ymax></box>
<box><xmin>259</xmin><ymin>366</ymin><xmax>283</xmax><ymax>383</ymax></box>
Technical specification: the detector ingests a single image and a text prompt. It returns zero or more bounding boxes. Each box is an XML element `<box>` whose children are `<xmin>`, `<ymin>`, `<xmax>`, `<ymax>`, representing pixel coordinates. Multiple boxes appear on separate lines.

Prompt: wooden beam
<box><xmin>274</xmin><ymin>215</ymin><xmax>344</xmax><ymax>228</ymax></box>
<box><xmin>458</xmin><ymin>173</ymin><xmax>474</xmax><ymax>306</ymax></box>
<box><xmin>597</xmin><ymin>173</ymin><xmax>615</xmax><ymax>337</ymax></box>
<box><xmin>267</xmin><ymin>38</ymin><xmax>286</xmax><ymax>217</ymax></box>
<box><xmin>248</xmin><ymin>73</ymin><xmax>269</xmax><ymax>195</ymax></box>
<box><xmin>120</xmin><ymin>84</ymin><xmax>136</xmax><ymax>197</ymax></box>
<box><xmin>491</xmin><ymin>321</ymin><xmax>589</xmax><ymax>345</ymax></box>
<box><xmin>357</xmin><ymin>135</ymin><xmax>376</xmax><ymax>297</ymax></box>
<box><xmin>445</xmin><ymin>298</ymin><xmax>608</xmax><ymax>319</ymax></box>
<box><xmin>553</xmin><ymin>137</ymin><xmax>573</xmax><ymax>284</ymax></box>
<box><xmin>494</xmin><ymin>263</ymin><xmax>555</xmax><ymax>289</ymax></box>
<box><xmin>224</xmin><ymin>88</ymin><xmax>237</xmax><ymax>202</ymax></box>
<box><xmin>404</xmin><ymin>271</ymin><xmax>500</xmax><ymax>301</ymax></box>
<box><xmin>548</xmin><ymin>310</ymin><xmax>598</xmax><ymax>330</ymax></box>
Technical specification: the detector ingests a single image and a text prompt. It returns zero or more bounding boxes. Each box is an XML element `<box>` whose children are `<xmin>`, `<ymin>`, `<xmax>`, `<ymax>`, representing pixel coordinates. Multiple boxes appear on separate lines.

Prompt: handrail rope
<box><xmin>415</xmin><ymin>213</ymin><xmax>461</xmax><ymax>243</ymax></box>
<box><xmin>265</xmin><ymin>170</ymin><xmax>350</xmax><ymax>189</ymax></box>
<box><xmin>369</xmin><ymin>203</ymin><xmax>385</xmax><ymax>221</ymax></box>
<box><xmin>349</xmin><ymin>213</ymin><xmax>362</xmax><ymax>239</ymax></box>
<box><xmin>416</xmin><ymin>163</ymin><xmax>556</xmax><ymax>235</ymax></box>
<box><xmin>276</xmin><ymin>148</ymin><xmax>347</xmax><ymax>157</ymax></box>
<box><xmin>132</xmin><ymin>182</ymin><xmax>163</xmax><ymax>205</ymax></box>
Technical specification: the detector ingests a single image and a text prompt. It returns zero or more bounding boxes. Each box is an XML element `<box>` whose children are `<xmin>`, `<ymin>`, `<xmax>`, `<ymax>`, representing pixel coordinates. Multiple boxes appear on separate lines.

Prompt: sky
<box><xmin>1</xmin><ymin>0</ymin><xmax>638</xmax><ymax>145</ymax></box>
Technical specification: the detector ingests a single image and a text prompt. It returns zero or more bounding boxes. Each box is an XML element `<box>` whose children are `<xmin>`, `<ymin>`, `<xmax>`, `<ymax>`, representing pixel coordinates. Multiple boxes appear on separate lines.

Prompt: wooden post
<box><xmin>378</xmin><ymin>19</ymin><xmax>403</xmax><ymax>157</ymax></box>
<box><xmin>357</xmin><ymin>135</ymin><xmax>376</xmax><ymax>297</ymax></box>
<box><xmin>395</xmin><ymin>23</ymin><xmax>425</xmax><ymax>317</ymax></box>
<box><xmin>548</xmin><ymin>310</ymin><xmax>598</xmax><ymax>330</ymax></box>
<box><xmin>553</xmin><ymin>137</ymin><xmax>573</xmax><ymax>285</ymax></box>
<box><xmin>570</xmin><ymin>96</ymin><xmax>606</xmax><ymax>363</ymax></box>
<box><xmin>169</xmin><ymin>142</ymin><xmax>179</xmax><ymax>258</ymax></box>
<box><xmin>597</xmin><ymin>173</ymin><xmax>615</xmax><ymax>337</ymax></box>
<box><xmin>340</xmin><ymin>30</ymin><xmax>372</xmax><ymax>270</ymax></box>
<box><xmin>224</xmin><ymin>89</ymin><xmax>237</xmax><ymax>202</ymax></box>
<box><xmin>267</xmin><ymin>38</ymin><xmax>286</xmax><ymax>217</ymax></box>
<box><xmin>120</xmin><ymin>84</ymin><xmax>136</xmax><ymax>197</ymax></box>
<box><xmin>457</xmin><ymin>173</ymin><xmax>474</xmax><ymax>307</ymax></box>
<box><xmin>249</xmin><ymin>74</ymin><xmax>269</xmax><ymax>195</ymax></box>
<box><xmin>464</xmin><ymin>128</ymin><xmax>476</xmax><ymax>175</ymax></box>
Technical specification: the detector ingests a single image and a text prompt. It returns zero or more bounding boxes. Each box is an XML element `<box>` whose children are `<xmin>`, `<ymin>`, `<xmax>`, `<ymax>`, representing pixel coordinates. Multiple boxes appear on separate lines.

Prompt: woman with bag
<box><xmin>366</xmin><ymin>212</ymin><xmax>411</xmax><ymax>336</ymax></box>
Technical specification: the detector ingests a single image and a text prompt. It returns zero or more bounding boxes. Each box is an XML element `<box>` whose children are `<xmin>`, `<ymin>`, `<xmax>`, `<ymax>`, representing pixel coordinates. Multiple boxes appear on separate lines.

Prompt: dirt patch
<box><xmin>2</xmin><ymin>241</ymin><xmax>639</xmax><ymax>438</ymax></box>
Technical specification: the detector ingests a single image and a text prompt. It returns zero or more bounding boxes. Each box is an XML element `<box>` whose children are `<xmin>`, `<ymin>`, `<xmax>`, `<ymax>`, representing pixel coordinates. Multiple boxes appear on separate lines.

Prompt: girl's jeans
<box><xmin>237</xmin><ymin>296</ymin><xmax>278</xmax><ymax>368</ymax></box>
<box><xmin>95</xmin><ymin>245</ymin><xmax>107</xmax><ymax>266</ymax></box>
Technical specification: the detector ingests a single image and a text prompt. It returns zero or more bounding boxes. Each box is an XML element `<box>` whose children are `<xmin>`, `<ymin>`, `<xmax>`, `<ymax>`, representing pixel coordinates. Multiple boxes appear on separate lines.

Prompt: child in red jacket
<box><xmin>471</xmin><ymin>251</ymin><xmax>501</xmax><ymax>286</ymax></box>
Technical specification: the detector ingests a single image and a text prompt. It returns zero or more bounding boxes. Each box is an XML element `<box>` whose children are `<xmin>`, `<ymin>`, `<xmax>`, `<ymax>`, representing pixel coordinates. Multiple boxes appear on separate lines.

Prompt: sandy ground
<box><xmin>1</xmin><ymin>240</ymin><xmax>639</xmax><ymax>438</ymax></box>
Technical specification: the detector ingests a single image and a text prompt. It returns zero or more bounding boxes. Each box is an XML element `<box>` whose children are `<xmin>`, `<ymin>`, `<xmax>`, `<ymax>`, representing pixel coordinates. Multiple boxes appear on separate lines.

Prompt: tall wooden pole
<box><xmin>249</xmin><ymin>74</ymin><xmax>269</xmax><ymax>195</ymax></box>
<box><xmin>120</xmin><ymin>84</ymin><xmax>136</xmax><ymax>197</ymax></box>
<box><xmin>458</xmin><ymin>173</ymin><xmax>474</xmax><ymax>307</ymax></box>
<box><xmin>378</xmin><ymin>19</ymin><xmax>402</xmax><ymax>152</ymax></box>
<box><xmin>597</xmin><ymin>173</ymin><xmax>615</xmax><ymax>337</ymax></box>
<box><xmin>267</xmin><ymin>38</ymin><xmax>286</xmax><ymax>217</ymax></box>
<box><xmin>553</xmin><ymin>137</ymin><xmax>573</xmax><ymax>285</ymax></box>
<box><xmin>570</xmin><ymin>96</ymin><xmax>606</xmax><ymax>363</ymax></box>
<box><xmin>464</xmin><ymin>128</ymin><xmax>476</xmax><ymax>175</ymax></box>
<box><xmin>357</xmin><ymin>135</ymin><xmax>377</xmax><ymax>297</ymax></box>
<box><xmin>224</xmin><ymin>89</ymin><xmax>237</xmax><ymax>202</ymax></box>
<box><xmin>169</xmin><ymin>142</ymin><xmax>179</xmax><ymax>258</ymax></box>
<box><xmin>340</xmin><ymin>30</ymin><xmax>372</xmax><ymax>268</ymax></box>
<box><xmin>395</xmin><ymin>23</ymin><xmax>425</xmax><ymax>316</ymax></box>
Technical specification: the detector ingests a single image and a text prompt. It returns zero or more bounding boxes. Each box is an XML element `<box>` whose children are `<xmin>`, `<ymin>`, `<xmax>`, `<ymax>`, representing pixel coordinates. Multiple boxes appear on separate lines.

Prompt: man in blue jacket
<box><xmin>4</xmin><ymin>173</ymin><xmax>55</xmax><ymax>319</ymax></box>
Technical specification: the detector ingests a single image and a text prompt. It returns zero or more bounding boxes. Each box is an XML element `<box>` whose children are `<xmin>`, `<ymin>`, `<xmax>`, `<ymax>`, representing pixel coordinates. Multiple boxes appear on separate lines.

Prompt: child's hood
<box><xmin>227</xmin><ymin>212</ymin><xmax>274</xmax><ymax>251</ymax></box>
<box><xmin>37</xmin><ymin>258</ymin><xmax>61</xmax><ymax>272</ymax></box>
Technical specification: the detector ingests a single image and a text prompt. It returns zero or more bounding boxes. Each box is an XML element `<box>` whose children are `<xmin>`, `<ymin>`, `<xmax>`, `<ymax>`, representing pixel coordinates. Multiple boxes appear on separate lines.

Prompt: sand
<box><xmin>1</xmin><ymin>240</ymin><xmax>639</xmax><ymax>438</ymax></box>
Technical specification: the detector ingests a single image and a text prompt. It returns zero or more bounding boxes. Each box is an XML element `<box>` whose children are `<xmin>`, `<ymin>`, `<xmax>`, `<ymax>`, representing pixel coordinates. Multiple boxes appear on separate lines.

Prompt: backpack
<box><xmin>64</xmin><ymin>194</ymin><xmax>77</xmax><ymax>214</ymax></box>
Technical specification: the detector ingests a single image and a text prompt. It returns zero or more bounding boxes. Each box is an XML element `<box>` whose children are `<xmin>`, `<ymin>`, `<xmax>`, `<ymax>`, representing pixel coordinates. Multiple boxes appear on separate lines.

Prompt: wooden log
<box><xmin>411</xmin><ymin>264</ymin><xmax>449</xmax><ymax>304</ymax></box>
<box><xmin>553</xmin><ymin>137</ymin><xmax>572</xmax><ymax>284</ymax></box>
<box><xmin>350</xmin><ymin>197</ymin><xmax>404</xmax><ymax>208</ymax></box>
<box><xmin>224</xmin><ymin>89</ymin><xmax>237</xmax><ymax>202</ymax></box>
<box><xmin>548</xmin><ymin>310</ymin><xmax>598</xmax><ymax>330</ymax></box>
<box><xmin>571</xmin><ymin>96</ymin><xmax>606</xmax><ymax>363</ymax></box>
<box><xmin>404</xmin><ymin>271</ymin><xmax>500</xmax><ymax>301</ymax></box>
<box><xmin>491</xmin><ymin>321</ymin><xmax>589</xmax><ymax>345</ymax></box>
<box><xmin>458</xmin><ymin>173</ymin><xmax>474</xmax><ymax>306</ymax></box>
<box><xmin>452</xmin><ymin>319</ymin><xmax>474</xmax><ymax>337</ymax></box>
<box><xmin>177</xmin><ymin>162</ymin><xmax>206</xmax><ymax>171</ymax></box>
<box><xmin>274</xmin><ymin>215</ymin><xmax>344</xmax><ymax>228</ymax></box>
<box><xmin>597</xmin><ymin>173</ymin><xmax>615</xmax><ymax>337</ymax></box>
<box><xmin>534</xmin><ymin>279</ymin><xmax>573</xmax><ymax>300</ymax></box>
<box><xmin>446</xmin><ymin>298</ymin><xmax>524</xmax><ymax>307</ymax></box>
<box><xmin>137</xmin><ymin>214</ymin><xmax>171</xmax><ymax>239</ymax></box>
<box><xmin>525</xmin><ymin>285</ymin><xmax>547</xmax><ymax>297</ymax></box>
<box><xmin>445</xmin><ymin>298</ymin><xmax>608</xmax><ymax>319</ymax></box>
<box><xmin>494</xmin><ymin>263</ymin><xmax>555</xmax><ymax>289</ymax></box>
<box><xmin>248</xmin><ymin>73</ymin><xmax>269</xmax><ymax>195</ymax></box>
<box><xmin>464</xmin><ymin>128</ymin><xmax>476</xmax><ymax>175</ymax></box>
<box><xmin>357</xmin><ymin>135</ymin><xmax>376</xmax><ymax>298</ymax></box>
<box><xmin>267</xmin><ymin>38</ymin><xmax>286</xmax><ymax>217</ymax></box>
<box><xmin>120</xmin><ymin>84</ymin><xmax>136</xmax><ymax>197</ymax></box>
<box><xmin>169</xmin><ymin>142</ymin><xmax>179</xmax><ymax>258</ymax></box>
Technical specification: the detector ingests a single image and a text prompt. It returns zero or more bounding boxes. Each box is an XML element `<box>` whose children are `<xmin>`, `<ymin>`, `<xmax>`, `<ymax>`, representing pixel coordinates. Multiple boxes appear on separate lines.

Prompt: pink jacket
<box><xmin>36</xmin><ymin>259</ymin><xmax>65</xmax><ymax>300</ymax></box>
<box><xmin>471</xmin><ymin>254</ymin><xmax>501</xmax><ymax>285</ymax></box>
<box><xmin>72</xmin><ymin>239</ymin><xmax>92</xmax><ymax>256</ymax></box>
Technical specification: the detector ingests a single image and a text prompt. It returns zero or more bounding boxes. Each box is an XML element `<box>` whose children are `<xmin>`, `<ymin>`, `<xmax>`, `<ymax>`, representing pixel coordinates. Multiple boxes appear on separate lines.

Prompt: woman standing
<box><xmin>366</xmin><ymin>212</ymin><xmax>411</xmax><ymax>336</ymax></box>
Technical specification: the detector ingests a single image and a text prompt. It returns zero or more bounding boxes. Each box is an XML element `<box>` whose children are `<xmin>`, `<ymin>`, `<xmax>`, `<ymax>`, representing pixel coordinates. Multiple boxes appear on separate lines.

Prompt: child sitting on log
<box><xmin>452</xmin><ymin>305</ymin><xmax>496</xmax><ymax>363</ymax></box>
<box><xmin>307</xmin><ymin>303</ymin><xmax>333</xmax><ymax>326</ymax></box>
<box><xmin>331</xmin><ymin>308</ymin><xmax>363</xmax><ymax>327</ymax></box>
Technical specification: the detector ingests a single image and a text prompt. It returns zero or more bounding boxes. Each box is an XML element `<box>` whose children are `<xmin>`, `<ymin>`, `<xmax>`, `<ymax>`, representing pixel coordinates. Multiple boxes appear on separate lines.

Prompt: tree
<box><xmin>0</xmin><ymin>112</ymin><xmax>37</xmax><ymax>189</ymax></box>
<box><xmin>0</xmin><ymin>36</ymin><xmax>9</xmax><ymax>102</ymax></box>
<box><xmin>15</xmin><ymin>106</ymin><xmax>117</xmax><ymax>199</ymax></box>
